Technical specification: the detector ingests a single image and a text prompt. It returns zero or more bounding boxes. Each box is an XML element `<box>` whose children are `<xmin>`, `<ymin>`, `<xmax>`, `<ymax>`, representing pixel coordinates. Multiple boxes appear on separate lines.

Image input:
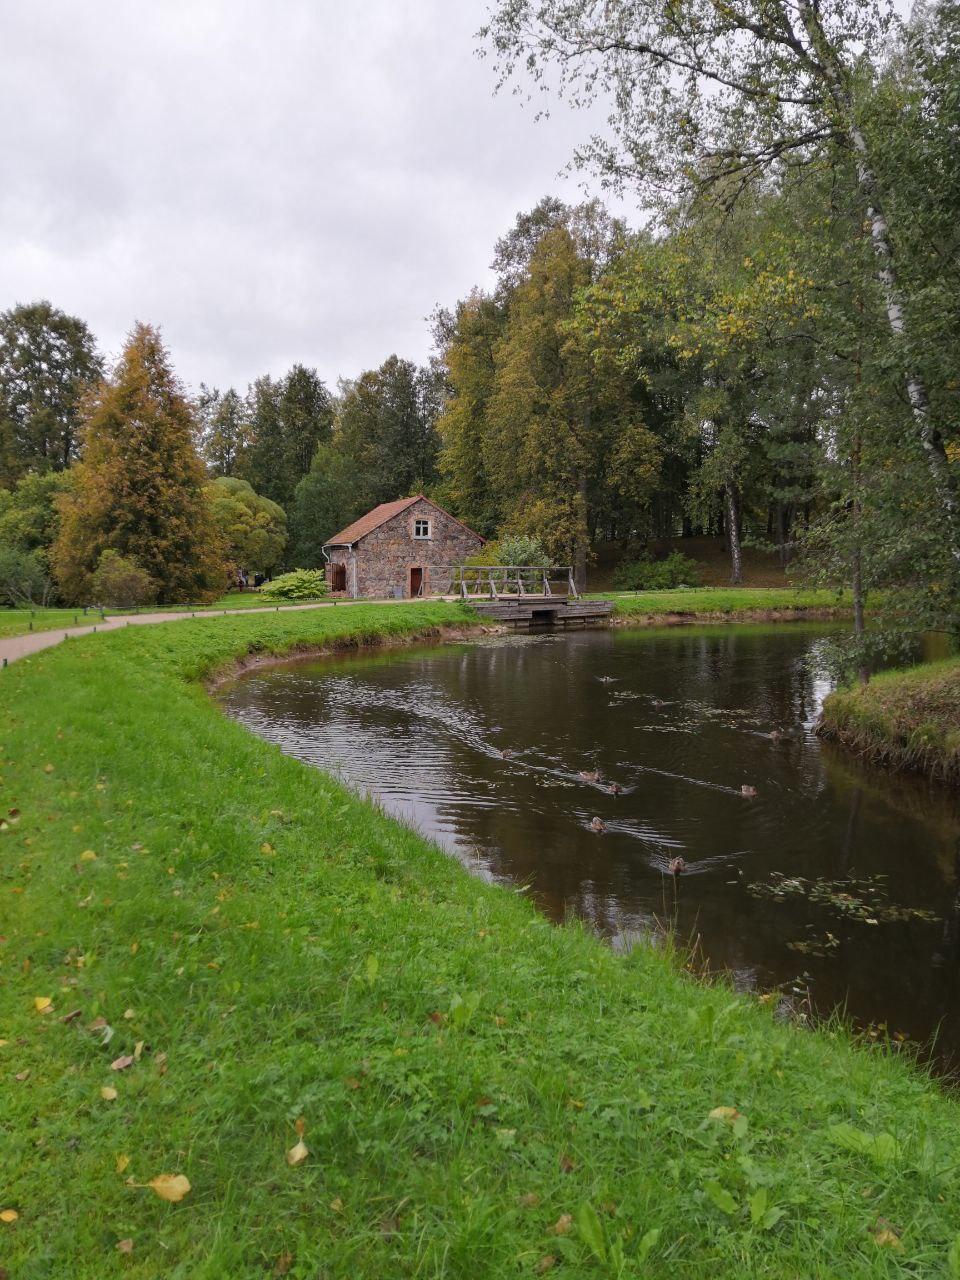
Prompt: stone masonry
<box><xmin>324</xmin><ymin>496</ymin><xmax>483</xmax><ymax>599</ymax></box>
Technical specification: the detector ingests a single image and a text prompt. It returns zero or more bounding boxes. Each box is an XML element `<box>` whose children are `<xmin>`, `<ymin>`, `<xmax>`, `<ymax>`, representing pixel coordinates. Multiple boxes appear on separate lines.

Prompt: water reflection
<box><xmin>219</xmin><ymin>625</ymin><xmax>960</xmax><ymax>1068</ymax></box>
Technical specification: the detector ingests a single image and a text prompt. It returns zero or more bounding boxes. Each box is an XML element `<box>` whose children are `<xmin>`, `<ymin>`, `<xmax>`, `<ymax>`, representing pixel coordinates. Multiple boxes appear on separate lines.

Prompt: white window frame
<box><xmin>413</xmin><ymin>518</ymin><xmax>431</xmax><ymax>540</ymax></box>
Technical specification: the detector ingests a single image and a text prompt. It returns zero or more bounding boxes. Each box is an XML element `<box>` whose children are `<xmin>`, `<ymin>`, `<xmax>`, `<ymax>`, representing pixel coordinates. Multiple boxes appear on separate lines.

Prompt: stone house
<box><xmin>322</xmin><ymin>496</ymin><xmax>484</xmax><ymax>598</ymax></box>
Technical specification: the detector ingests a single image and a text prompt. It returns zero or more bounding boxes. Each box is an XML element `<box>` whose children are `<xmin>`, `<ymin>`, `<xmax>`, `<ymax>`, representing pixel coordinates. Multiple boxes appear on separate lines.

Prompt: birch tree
<box><xmin>480</xmin><ymin>0</ymin><xmax>960</xmax><ymax>570</ymax></box>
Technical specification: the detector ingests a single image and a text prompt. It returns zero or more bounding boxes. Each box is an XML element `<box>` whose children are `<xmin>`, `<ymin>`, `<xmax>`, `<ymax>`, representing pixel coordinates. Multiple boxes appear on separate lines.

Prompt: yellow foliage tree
<box><xmin>52</xmin><ymin>324</ymin><xmax>224</xmax><ymax>604</ymax></box>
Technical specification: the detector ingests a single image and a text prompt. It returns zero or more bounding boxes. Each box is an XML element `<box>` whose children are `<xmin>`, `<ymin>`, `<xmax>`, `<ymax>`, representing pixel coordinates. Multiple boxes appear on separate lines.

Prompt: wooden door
<box><xmin>331</xmin><ymin>564</ymin><xmax>346</xmax><ymax>592</ymax></box>
<box><xmin>410</xmin><ymin>567</ymin><xmax>423</xmax><ymax>597</ymax></box>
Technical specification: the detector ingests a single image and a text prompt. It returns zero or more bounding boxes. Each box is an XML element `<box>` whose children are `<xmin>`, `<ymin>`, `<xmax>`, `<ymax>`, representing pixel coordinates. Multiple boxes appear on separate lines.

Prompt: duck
<box><xmin>668</xmin><ymin>856</ymin><xmax>687</xmax><ymax>876</ymax></box>
<box><xmin>607</xmin><ymin>781</ymin><xmax>623</xmax><ymax>795</ymax></box>
<box><xmin>741</xmin><ymin>784</ymin><xmax>758</xmax><ymax>798</ymax></box>
<box><xmin>589</xmin><ymin>816</ymin><xmax>607</xmax><ymax>833</ymax></box>
<box><xmin>651</xmin><ymin>697</ymin><xmax>665</xmax><ymax>708</ymax></box>
<box><xmin>499</xmin><ymin>748</ymin><xmax>515</xmax><ymax>759</ymax></box>
<box><xmin>579</xmin><ymin>769</ymin><xmax>601</xmax><ymax>783</ymax></box>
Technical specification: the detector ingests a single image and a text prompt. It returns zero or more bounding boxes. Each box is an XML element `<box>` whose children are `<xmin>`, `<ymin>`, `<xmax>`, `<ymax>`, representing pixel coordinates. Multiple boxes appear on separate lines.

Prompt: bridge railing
<box><xmin>455</xmin><ymin>565</ymin><xmax>579</xmax><ymax>601</ymax></box>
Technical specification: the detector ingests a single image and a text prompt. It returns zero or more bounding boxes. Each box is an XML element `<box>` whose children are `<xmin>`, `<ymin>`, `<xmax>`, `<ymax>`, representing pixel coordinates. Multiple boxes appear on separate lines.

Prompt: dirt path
<box><xmin>0</xmin><ymin>598</ymin><xmax>446</xmax><ymax>666</ymax></box>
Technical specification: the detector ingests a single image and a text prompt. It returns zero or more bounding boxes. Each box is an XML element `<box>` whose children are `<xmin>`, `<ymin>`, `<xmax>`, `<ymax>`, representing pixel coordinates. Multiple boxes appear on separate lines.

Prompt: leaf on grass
<box><xmin>0</xmin><ymin>1210</ymin><xmax>18</xmax><ymax>1224</ymax></box>
<box><xmin>826</xmin><ymin>1123</ymin><xmax>900</xmax><ymax>1166</ymax></box>
<box><xmin>873</xmin><ymin>1226</ymin><xmax>903</xmax><ymax>1250</ymax></box>
<box><xmin>111</xmin><ymin>1054</ymin><xmax>134</xmax><ymax>1071</ymax></box>
<box><xmin>708</xmin><ymin>1106</ymin><xmax>741</xmax><ymax>1122</ymax></box>
<box><xmin>294</xmin><ymin>1117</ymin><xmax>306</xmax><ymax>1137</ymax></box>
<box><xmin>534</xmin><ymin>1257</ymin><xmax>556</xmax><ymax>1275</ymax></box>
<box><xmin>79</xmin><ymin>850</ymin><xmax>97</xmax><ymax>862</ymax></box>
<box><xmin>286</xmin><ymin>1140</ymin><xmax>309</xmax><ymax>1167</ymax></box>
<box><xmin>148</xmin><ymin>1174</ymin><xmax>190</xmax><ymax>1203</ymax></box>
<box><xmin>33</xmin><ymin>996</ymin><xmax>52</xmax><ymax>1013</ymax></box>
<box><xmin>123</xmin><ymin>1008</ymin><xmax>135</xmax><ymax>1020</ymax></box>
<box><xmin>704</xmin><ymin>1181</ymin><xmax>738</xmax><ymax>1215</ymax></box>
<box><xmin>274</xmin><ymin>1251</ymin><xmax>293</xmax><ymax>1276</ymax></box>
<box><xmin>100</xmin><ymin>1086</ymin><xmax>118</xmax><ymax>1101</ymax></box>
<box><xmin>518</xmin><ymin>1192</ymin><xmax>541</xmax><ymax>1208</ymax></box>
<box><xmin>551</xmin><ymin>1214</ymin><xmax>573</xmax><ymax>1236</ymax></box>
<box><xmin>559</xmin><ymin>1153</ymin><xmax>576</xmax><ymax>1173</ymax></box>
<box><xmin>116</xmin><ymin>1155</ymin><xmax>130</xmax><ymax>1174</ymax></box>
<box><xmin>948</xmin><ymin>1234</ymin><xmax>960</xmax><ymax>1278</ymax></box>
<box><xmin>43</xmin><ymin>764</ymin><xmax>54</xmax><ymax>773</ymax></box>
<box><xmin>330</xmin><ymin>1197</ymin><xmax>344</xmax><ymax>1213</ymax></box>
<box><xmin>577</xmin><ymin>1202</ymin><xmax>607</xmax><ymax>1263</ymax></box>
<box><xmin>115</xmin><ymin>1238</ymin><xmax>133</xmax><ymax>1254</ymax></box>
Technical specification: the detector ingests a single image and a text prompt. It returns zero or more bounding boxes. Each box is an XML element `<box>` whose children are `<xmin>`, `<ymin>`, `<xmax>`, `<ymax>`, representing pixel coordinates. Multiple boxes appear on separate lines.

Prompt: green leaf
<box><xmin>704</xmin><ymin>1180</ymin><xmax>738</xmax><ymax>1215</ymax></box>
<box><xmin>749</xmin><ymin>1187</ymin><xmax>768</xmax><ymax>1225</ymax></box>
<box><xmin>449</xmin><ymin>990</ymin><xmax>481</xmax><ymax>1028</ymax></box>
<box><xmin>364</xmin><ymin>953</ymin><xmax>379</xmax><ymax>985</ymax></box>
<box><xmin>635</xmin><ymin>1227</ymin><xmax>660</xmax><ymax>1263</ymax></box>
<box><xmin>948</xmin><ymin>1234</ymin><xmax>960</xmax><ymax>1279</ymax></box>
<box><xmin>576</xmin><ymin>1202</ymin><xmax>607</xmax><ymax>1263</ymax></box>
<box><xmin>826</xmin><ymin>1123</ymin><xmax>899</xmax><ymax>1166</ymax></box>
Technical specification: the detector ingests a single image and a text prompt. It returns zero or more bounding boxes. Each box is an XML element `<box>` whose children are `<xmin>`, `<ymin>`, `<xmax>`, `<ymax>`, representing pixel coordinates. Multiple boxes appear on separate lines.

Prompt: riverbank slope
<box><xmin>819</xmin><ymin>655</ymin><xmax>960</xmax><ymax>785</ymax></box>
<box><xmin>4</xmin><ymin>603</ymin><xmax>959</xmax><ymax>1277</ymax></box>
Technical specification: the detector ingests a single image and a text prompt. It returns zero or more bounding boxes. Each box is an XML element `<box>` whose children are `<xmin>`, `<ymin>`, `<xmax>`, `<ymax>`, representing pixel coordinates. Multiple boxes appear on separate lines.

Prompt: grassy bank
<box><xmin>4</xmin><ymin>603</ymin><xmax>960</xmax><ymax>1278</ymax></box>
<box><xmin>606</xmin><ymin>585</ymin><xmax>845</xmax><ymax>623</ymax></box>
<box><xmin>819</xmin><ymin>656</ymin><xmax>960</xmax><ymax>785</ymax></box>
<box><xmin>0</xmin><ymin>592</ymin><xmax>309</xmax><ymax>640</ymax></box>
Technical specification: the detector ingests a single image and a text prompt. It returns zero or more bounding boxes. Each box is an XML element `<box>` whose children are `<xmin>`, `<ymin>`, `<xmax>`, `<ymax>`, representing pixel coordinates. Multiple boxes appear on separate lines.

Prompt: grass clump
<box><xmin>819</xmin><ymin>655</ymin><xmax>960</xmax><ymax>785</ymax></box>
<box><xmin>2</xmin><ymin>602</ymin><xmax>960</xmax><ymax>1276</ymax></box>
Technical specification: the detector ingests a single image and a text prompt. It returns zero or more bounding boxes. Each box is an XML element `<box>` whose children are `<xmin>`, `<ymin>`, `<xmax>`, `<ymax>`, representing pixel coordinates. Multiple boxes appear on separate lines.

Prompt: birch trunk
<box><xmin>725</xmin><ymin>483</ymin><xmax>743</xmax><ymax>584</ymax></box>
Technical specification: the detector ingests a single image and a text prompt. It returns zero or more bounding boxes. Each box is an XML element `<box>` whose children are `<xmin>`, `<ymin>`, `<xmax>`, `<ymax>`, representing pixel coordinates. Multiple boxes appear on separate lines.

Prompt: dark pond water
<box><xmin>219</xmin><ymin>625</ymin><xmax>960</xmax><ymax>1069</ymax></box>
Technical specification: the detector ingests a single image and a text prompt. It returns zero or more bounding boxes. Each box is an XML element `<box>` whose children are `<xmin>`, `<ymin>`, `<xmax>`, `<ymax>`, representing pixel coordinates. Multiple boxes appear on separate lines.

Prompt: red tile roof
<box><xmin>324</xmin><ymin>497</ymin><xmax>421</xmax><ymax>546</ymax></box>
<box><xmin>323</xmin><ymin>496</ymin><xmax>484</xmax><ymax>547</ymax></box>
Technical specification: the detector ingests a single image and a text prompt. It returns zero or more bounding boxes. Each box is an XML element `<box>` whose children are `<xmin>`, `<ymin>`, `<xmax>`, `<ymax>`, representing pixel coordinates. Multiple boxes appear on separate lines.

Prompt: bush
<box><xmin>0</xmin><ymin>544</ymin><xmax>55</xmax><ymax>606</ymax></box>
<box><xmin>261</xmin><ymin>568</ymin><xmax>329</xmax><ymax>601</ymax></box>
<box><xmin>89</xmin><ymin>550</ymin><xmax>157</xmax><ymax>608</ymax></box>
<box><xmin>465</xmin><ymin>533</ymin><xmax>552</xmax><ymax>568</ymax></box>
<box><xmin>613</xmin><ymin>550</ymin><xmax>701</xmax><ymax>591</ymax></box>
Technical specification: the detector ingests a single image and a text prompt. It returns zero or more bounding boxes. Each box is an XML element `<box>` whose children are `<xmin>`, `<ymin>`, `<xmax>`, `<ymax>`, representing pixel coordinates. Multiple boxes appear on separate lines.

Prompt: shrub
<box><xmin>261</xmin><ymin>568</ymin><xmax>328</xmax><ymax>601</ymax></box>
<box><xmin>465</xmin><ymin>533</ymin><xmax>552</xmax><ymax>568</ymax></box>
<box><xmin>0</xmin><ymin>544</ymin><xmax>55</xmax><ymax>606</ymax></box>
<box><xmin>613</xmin><ymin>550</ymin><xmax>701</xmax><ymax>591</ymax></box>
<box><xmin>89</xmin><ymin>550</ymin><xmax>157</xmax><ymax>608</ymax></box>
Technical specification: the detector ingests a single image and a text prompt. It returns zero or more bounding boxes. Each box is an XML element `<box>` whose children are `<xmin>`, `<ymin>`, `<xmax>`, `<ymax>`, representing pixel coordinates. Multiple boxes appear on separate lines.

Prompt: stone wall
<box><xmin>331</xmin><ymin>498</ymin><xmax>482</xmax><ymax>599</ymax></box>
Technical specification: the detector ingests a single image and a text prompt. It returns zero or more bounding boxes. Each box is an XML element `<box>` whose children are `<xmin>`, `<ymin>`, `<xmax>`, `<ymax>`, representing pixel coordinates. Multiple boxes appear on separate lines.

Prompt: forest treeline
<box><xmin>0</xmin><ymin>0</ymin><xmax>957</xmax><ymax>669</ymax></box>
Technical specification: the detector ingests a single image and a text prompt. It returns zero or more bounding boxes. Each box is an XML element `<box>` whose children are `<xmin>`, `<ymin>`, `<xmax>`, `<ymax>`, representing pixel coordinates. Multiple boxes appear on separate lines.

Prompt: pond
<box><xmin>219</xmin><ymin>624</ymin><xmax>960</xmax><ymax>1069</ymax></box>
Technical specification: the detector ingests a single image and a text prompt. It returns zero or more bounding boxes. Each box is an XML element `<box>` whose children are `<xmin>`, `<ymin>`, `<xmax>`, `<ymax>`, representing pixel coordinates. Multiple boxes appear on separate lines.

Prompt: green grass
<box><xmin>820</xmin><ymin>655</ymin><xmax>960</xmax><ymax>785</ymax></box>
<box><xmin>602</xmin><ymin>586</ymin><xmax>846</xmax><ymax>620</ymax></box>
<box><xmin>0</xmin><ymin>592</ymin><xmax>313</xmax><ymax>639</ymax></box>
<box><xmin>3</xmin><ymin>602</ymin><xmax>960</xmax><ymax>1277</ymax></box>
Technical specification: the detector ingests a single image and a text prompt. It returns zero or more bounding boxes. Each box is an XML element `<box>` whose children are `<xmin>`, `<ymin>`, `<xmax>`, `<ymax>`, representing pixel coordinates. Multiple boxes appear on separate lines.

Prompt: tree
<box><xmin>89</xmin><ymin>550</ymin><xmax>156</xmax><ymax>608</ymax></box>
<box><xmin>0</xmin><ymin>469</ymin><xmax>73</xmax><ymax>555</ymax></box>
<box><xmin>436</xmin><ymin>291</ymin><xmax>505</xmax><ymax>536</ymax></box>
<box><xmin>0</xmin><ymin>301</ymin><xmax>102</xmax><ymax>484</ymax></box>
<box><xmin>206</xmin><ymin>476</ymin><xmax>287</xmax><ymax>578</ymax></box>
<box><xmin>197</xmin><ymin>385</ymin><xmax>251</xmax><ymax>477</ymax></box>
<box><xmin>241</xmin><ymin>366</ymin><xmax>334</xmax><ymax>507</ymax></box>
<box><xmin>287</xmin><ymin>444</ymin><xmax>362</xmax><ymax>569</ymax></box>
<box><xmin>335</xmin><ymin>355</ymin><xmax>442</xmax><ymax>506</ymax></box>
<box><xmin>52</xmin><ymin>323</ymin><xmax>223</xmax><ymax>604</ymax></box>
<box><xmin>481</xmin><ymin>0</ymin><xmax>960</xmax><ymax>573</ymax></box>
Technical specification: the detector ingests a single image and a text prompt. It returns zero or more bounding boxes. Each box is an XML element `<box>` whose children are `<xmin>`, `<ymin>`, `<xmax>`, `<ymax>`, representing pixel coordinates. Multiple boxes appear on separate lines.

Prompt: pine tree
<box><xmin>52</xmin><ymin>323</ymin><xmax>223</xmax><ymax>604</ymax></box>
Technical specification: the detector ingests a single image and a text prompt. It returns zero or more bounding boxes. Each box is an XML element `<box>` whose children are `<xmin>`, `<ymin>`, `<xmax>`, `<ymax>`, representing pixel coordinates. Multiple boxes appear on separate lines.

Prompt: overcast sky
<box><xmin>1</xmin><ymin>1</ymin><xmax>630</xmax><ymax>393</ymax></box>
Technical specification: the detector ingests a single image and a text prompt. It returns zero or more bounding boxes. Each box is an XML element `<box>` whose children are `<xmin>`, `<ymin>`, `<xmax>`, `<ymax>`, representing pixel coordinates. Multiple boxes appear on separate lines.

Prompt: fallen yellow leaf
<box><xmin>0</xmin><ymin>1209</ymin><xmax>18</xmax><ymax>1223</ymax></box>
<box><xmin>100</xmin><ymin>1086</ymin><xmax>118</xmax><ymax>1101</ymax></box>
<box><xmin>148</xmin><ymin>1174</ymin><xmax>190</xmax><ymax>1203</ymax></box>
<box><xmin>34</xmin><ymin>996</ymin><xmax>52</xmax><ymax>1013</ymax></box>
<box><xmin>79</xmin><ymin>850</ymin><xmax>97</xmax><ymax>862</ymax></box>
<box><xmin>873</xmin><ymin>1227</ymin><xmax>902</xmax><ymax>1249</ymax></box>
<box><xmin>111</xmin><ymin>1054</ymin><xmax>134</xmax><ymax>1071</ymax></box>
<box><xmin>708</xmin><ymin>1106</ymin><xmax>742</xmax><ymax>1122</ymax></box>
<box><xmin>286</xmin><ymin>1140</ymin><xmax>309</xmax><ymax>1167</ymax></box>
<box><xmin>116</xmin><ymin>1238</ymin><xmax>133</xmax><ymax>1254</ymax></box>
<box><xmin>123</xmin><ymin>1008</ymin><xmax>135</xmax><ymax>1020</ymax></box>
<box><xmin>551</xmin><ymin>1214</ymin><xmax>572</xmax><ymax>1236</ymax></box>
<box><xmin>330</xmin><ymin>1197</ymin><xmax>344</xmax><ymax>1212</ymax></box>
<box><xmin>116</xmin><ymin>1154</ymin><xmax>130</xmax><ymax>1174</ymax></box>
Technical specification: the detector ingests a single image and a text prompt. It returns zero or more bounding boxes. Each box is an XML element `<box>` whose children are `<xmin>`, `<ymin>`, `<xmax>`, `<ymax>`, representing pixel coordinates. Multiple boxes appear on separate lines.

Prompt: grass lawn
<box><xmin>0</xmin><ymin>591</ymin><xmax>321</xmax><ymax>640</ymax></box>
<box><xmin>3</xmin><ymin>602</ymin><xmax>960</xmax><ymax>1277</ymax></box>
<box><xmin>603</xmin><ymin>586</ymin><xmax>847</xmax><ymax>619</ymax></box>
<box><xmin>820</xmin><ymin>655</ymin><xmax>960</xmax><ymax>785</ymax></box>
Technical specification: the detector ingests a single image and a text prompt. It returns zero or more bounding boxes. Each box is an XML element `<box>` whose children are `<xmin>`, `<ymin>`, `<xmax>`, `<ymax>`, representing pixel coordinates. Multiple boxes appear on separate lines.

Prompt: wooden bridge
<box><xmin>454</xmin><ymin>565</ymin><xmax>613</xmax><ymax>628</ymax></box>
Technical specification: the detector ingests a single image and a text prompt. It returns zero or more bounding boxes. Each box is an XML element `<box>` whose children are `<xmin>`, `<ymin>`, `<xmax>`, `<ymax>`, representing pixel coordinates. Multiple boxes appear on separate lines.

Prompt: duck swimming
<box><xmin>668</xmin><ymin>856</ymin><xmax>687</xmax><ymax>876</ymax></box>
<box><xmin>579</xmin><ymin>770</ymin><xmax>601</xmax><ymax>783</ymax></box>
<box><xmin>590</xmin><ymin>816</ymin><xmax>607</xmax><ymax>833</ymax></box>
<box><xmin>741</xmin><ymin>784</ymin><xmax>758</xmax><ymax>798</ymax></box>
<box><xmin>607</xmin><ymin>781</ymin><xmax>623</xmax><ymax>795</ymax></box>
